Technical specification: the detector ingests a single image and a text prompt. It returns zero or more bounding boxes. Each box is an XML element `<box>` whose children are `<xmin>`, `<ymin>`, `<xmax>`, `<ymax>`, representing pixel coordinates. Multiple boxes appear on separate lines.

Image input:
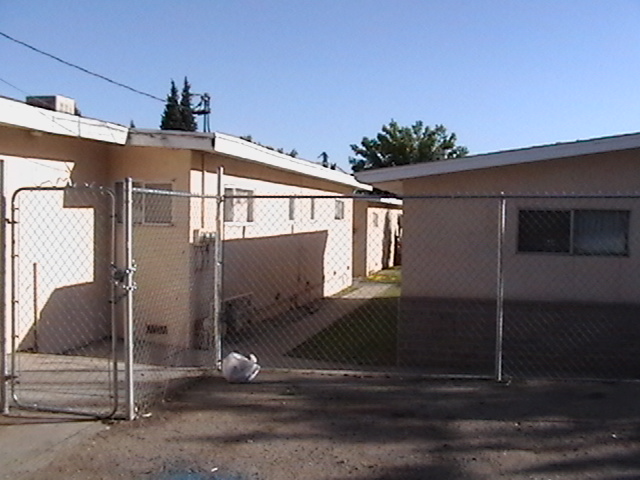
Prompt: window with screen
<box><xmin>518</xmin><ymin>209</ymin><xmax>629</xmax><ymax>256</ymax></box>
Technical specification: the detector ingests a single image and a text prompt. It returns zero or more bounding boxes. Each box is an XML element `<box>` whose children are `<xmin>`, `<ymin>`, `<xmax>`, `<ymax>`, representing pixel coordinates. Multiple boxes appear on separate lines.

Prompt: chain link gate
<box><xmin>8</xmin><ymin>185</ymin><xmax>119</xmax><ymax>418</ymax></box>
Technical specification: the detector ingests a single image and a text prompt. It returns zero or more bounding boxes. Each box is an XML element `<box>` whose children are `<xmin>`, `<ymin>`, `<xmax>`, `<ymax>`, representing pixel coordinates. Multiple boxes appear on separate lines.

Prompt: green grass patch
<box><xmin>287</xmin><ymin>285</ymin><xmax>400</xmax><ymax>366</ymax></box>
<box><xmin>367</xmin><ymin>267</ymin><xmax>401</xmax><ymax>284</ymax></box>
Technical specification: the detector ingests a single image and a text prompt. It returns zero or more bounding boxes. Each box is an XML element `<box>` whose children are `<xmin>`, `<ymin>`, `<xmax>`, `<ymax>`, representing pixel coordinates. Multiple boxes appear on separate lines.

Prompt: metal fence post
<box><xmin>213</xmin><ymin>167</ymin><xmax>224</xmax><ymax>370</ymax></box>
<box><xmin>0</xmin><ymin>170</ymin><xmax>7</xmax><ymax>414</ymax></box>
<box><xmin>495</xmin><ymin>195</ymin><xmax>506</xmax><ymax>382</ymax></box>
<box><xmin>123</xmin><ymin>177</ymin><xmax>135</xmax><ymax>420</ymax></box>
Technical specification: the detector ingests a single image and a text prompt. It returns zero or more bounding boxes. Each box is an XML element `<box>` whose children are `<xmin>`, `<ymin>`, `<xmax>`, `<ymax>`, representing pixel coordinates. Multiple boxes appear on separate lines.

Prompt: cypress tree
<box><xmin>160</xmin><ymin>80</ymin><xmax>183</xmax><ymax>130</ymax></box>
<box><xmin>180</xmin><ymin>77</ymin><xmax>197</xmax><ymax>132</ymax></box>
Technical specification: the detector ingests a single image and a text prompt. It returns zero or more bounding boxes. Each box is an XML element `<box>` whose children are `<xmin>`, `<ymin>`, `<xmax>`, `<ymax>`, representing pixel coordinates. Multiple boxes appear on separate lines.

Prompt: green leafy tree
<box><xmin>180</xmin><ymin>77</ymin><xmax>197</xmax><ymax>132</ymax></box>
<box><xmin>349</xmin><ymin>120</ymin><xmax>468</xmax><ymax>172</ymax></box>
<box><xmin>160</xmin><ymin>80</ymin><xmax>182</xmax><ymax>130</ymax></box>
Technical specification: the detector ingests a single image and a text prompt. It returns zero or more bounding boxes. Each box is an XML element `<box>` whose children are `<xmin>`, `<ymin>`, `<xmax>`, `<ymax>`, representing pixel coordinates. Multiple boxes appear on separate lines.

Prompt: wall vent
<box><xmin>146</xmin><ymin>324</ymin><xmax>168</xmax><ymax>335</ymax></box>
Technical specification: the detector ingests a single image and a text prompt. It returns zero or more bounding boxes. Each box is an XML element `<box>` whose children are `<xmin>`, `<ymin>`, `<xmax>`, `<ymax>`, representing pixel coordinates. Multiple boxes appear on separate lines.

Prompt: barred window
<box><xmin>115</xmin><ymin>181</ymin><xmax>173</xmax><ymax>225</ymax></box>
<box><xmin>141</xmin><ymin>183</ymin><xmax>173</xmax><ymax>225</ymax></box>
<box><xmin>518</xmin><ymin>209</ymin><xmax>629</xmax><ymax>256</ymax></box>
<box><xmin>335</xmin><ymin>199</ymin><xmax>345</xmax><ymax>220</ymax></box>
<box><xmin>224</xmin><ymin>188</ymin><xmax>254</xmax><ymax>223</ymax></box>
<box><xmin>289</xmin><ymin>197</ymin><xmax>296</xmax><ymax>221</ymax></box>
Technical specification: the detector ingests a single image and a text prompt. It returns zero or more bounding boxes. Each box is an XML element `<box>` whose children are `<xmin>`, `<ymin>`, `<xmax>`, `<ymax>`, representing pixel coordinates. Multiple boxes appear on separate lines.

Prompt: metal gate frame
<box><xmin>122</xmin><ymin>173</ymin><xmax>224</xmax><ymax>420</ymax></box>
<box><xmin>6</xmin><ymin>184</ymin><xmax>119</xmax><ymax>418</ymax></box>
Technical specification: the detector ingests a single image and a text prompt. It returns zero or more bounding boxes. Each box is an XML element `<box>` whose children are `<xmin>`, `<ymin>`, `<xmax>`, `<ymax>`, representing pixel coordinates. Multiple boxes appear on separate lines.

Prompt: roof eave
<box><xmin>0</xmin><ymin>96</ymin><xmax>128</xmax><ymax>144</ymax></box>
<box><xmin>127</xmin><ymin>130</ymin><xmax>370</xmax><ymax>191</ymax></box>
<box><xmin>354</xmin><ymin>131</ymin><xmax>640</xmax><ymax>188</ymax></box>
<box><xmin>213</xmin><ymin>133</ymin><xmax>369</xmax><ymax>190</ymax></box>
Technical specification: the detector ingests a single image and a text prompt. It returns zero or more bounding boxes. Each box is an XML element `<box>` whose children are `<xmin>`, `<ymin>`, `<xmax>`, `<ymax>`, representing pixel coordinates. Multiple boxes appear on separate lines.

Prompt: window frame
<box><xmin>517</xmin><ymin>208</ymin><xmax>630</xmax><ymax>257</ymax></box>
<box><xmin>115</xmin><ymin>181</ymin><xmax>174</xmax><ymax>226</ymax></box>
<box><xmin>139</xmin><ymin>182</ymin><xmax>173</xmax><ymax>225</ymax></box>
<box><xmin>224</xmin><ymin>187</ymin><xmax>255</xmax><ymax>224</ymax></box>
<box><xmin>309</xmin><ymin>197</ymin><xmax>316</xmax><ymax>221</ymax></box>
<box><xmin>288</xmin><ymin>197</ymin><xmax>296</xmax><ymax>222</ymax></box>
<box><xmin>334</xmin><ymin>199</ymin><xmax>345</xmax><ymax>220</ymax></box>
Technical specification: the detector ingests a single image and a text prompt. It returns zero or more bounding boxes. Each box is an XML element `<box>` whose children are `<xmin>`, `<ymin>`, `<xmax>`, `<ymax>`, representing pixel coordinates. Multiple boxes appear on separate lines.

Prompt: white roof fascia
<box><xmin>129</xmin><ymin>129</ymin><xmax>370</xmax><ymax>191</ymax></box>
<box><xmin>214</xmin><ymin>133</ymin><xmax>370</xmax><ymax>190</ymax></box>
<box><xmin>355</xmin><ymin>131</ymin><xmax>640</xmax><ymax>185</ymax></box>
<box><xmin>0</xmin><ymin>96</ymin><xmax>128</xmax><ymax>144</ymax></box>
<box><xmin>356</xmin><ymin>196</ymin><xmax>402</xmax><ymax>206</ymax></box>
<box><xmin>128</xmin><ymin>129</ymin><xmax>215</xmax><ymax>152</ymax></box>
<box><xmin>376</xmin><ymin>197</ymin><xmax>402</xmax><ymax>206</ymax></box>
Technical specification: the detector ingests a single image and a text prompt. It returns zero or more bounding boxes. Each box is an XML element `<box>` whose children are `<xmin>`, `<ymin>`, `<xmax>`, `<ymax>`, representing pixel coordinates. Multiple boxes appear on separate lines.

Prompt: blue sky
<box><xmin>2</xmin><ymin>1</ymin><xmax>640</xmax><ymax>171</ymax></box>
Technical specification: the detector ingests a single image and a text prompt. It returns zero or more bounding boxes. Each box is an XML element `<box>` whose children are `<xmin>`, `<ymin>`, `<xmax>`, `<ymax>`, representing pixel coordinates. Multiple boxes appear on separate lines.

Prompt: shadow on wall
<box><xmin>222</xmin><ymin>230</ymin><xmax>328</xmax><ymax>331</ymax></box>
<box><xmin>394</xmin><ymin>214</ymin><xmax>402</xmax><ymax>266</ymax></box>
<box><xmin>15</xmin><ymin>186</ymin><xmax>114</xmax><ymax>354</ymax></box>
<box><xmin>398</xmin><ymin>297</ymin><xmax>640</xmax><ymax>379</ymax></box>
<box><xmin>18</xmin><ymin>281</ymin><xmax>111</xmax><ymax>353</ymax></box>
<box><xmin>381</xmin><ymin>211</ymin><xmax>391</xmax><ymax>269</ymax></box>
<box><xmin>381</xmin><ymin>211</ymin><xmax>402</xmax><ymax>270</ymax></box>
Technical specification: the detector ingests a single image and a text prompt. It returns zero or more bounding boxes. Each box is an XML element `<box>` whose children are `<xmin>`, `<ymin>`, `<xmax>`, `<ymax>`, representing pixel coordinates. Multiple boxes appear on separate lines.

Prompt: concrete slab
<box><xmin>0</xmin><ymin>412</ymin><xmax>107</xmax><ymax>479</ymax></box>
<box><xmin>0</xmin><ymin>281</ymin><xmax>394</xmax><ymax>478</ymax></box>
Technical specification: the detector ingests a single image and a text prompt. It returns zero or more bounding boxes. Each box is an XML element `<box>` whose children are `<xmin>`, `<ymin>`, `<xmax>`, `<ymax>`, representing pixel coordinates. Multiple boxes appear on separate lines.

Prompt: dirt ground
<box><xmin>20</xmin><ymin>371</ymin><xmax>640</xmax><ymax>480</ymax></box>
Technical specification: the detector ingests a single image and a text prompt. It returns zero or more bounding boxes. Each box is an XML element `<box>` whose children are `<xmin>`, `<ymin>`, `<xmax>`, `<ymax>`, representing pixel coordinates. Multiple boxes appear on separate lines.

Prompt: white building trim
<box><xmin>355</xmin><ymin>131</ymin><xmax>640</xmax><ymax>191</ymax></box>
<box><xmin>0</xmin><ymin>96</ymin><xmax>128</xmax><ymax>144</ymax></box>
<box><xmin>130</xmin><ymin>129</ymin><xmax>371</xmax><ymax>191</ymax></box>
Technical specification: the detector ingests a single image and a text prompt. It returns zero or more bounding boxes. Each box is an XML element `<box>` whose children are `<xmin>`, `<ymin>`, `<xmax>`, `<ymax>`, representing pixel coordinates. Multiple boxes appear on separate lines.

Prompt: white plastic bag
<box><xmin>221</xmin><ymin>352</ymin><xmax>260</xmax><ymax>383</ymax></box>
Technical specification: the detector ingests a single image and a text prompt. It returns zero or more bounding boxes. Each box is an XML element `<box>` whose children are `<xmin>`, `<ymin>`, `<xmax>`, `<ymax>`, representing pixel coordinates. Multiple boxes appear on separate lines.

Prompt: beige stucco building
<box><xmin>0</xmin><ymin>95</ymin><xmax>372</xmax><ymax>357</ymax></box>
<box><xmin>357</xmin><ymin>134</ymin><xmax>640</xmax><ymax>376</ymax></box>
<box><xmin>352</xmin><ymin>197</ymin><xmax>402</xmax><ymax>278</ymax></box>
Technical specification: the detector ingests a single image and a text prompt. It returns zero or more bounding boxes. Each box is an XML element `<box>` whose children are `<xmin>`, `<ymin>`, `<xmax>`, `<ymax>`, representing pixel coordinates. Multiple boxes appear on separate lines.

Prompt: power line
<box><xmin>0</xmin><ymin>76</ymin><xmax>24</xmax><ymax>94</ymax></box>
<box><xmin>0</xmin><ymin>74</ymin><xmax>128</xmax><ymax>143</ymax></box>
<box><xmin>0</xmin><ymin>30</ymin><xmax>164</xmax><ymax>103</ymax></box>
<box><xmin>0</xmin><ymin>31</ymin><xmax>209</xmax><ymax>131</ymax></box>
<box><xmin>0</xmin><ymin>75</ymin><xmax>81</xmax><ymax>136</ymax></box>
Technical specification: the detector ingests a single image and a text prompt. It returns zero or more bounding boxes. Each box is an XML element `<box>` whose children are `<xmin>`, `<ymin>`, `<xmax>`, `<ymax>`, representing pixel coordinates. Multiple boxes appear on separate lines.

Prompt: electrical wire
<box><xmin>0</xmin><ymin>30</ymin><xmax>164</xmax><ymax>103</ymax></box>
<box><xmin>0</xmin><ymin>74</ymin><xmax>128</xmax><ymax>146</ymax></box>
<box><xmin>0</xmin><ymin>31</ymin><xmax>208</xmax><ymax>131</ymax></box>
<box><xmin>0</xmin><ymin>75</ymin><xmax>80</xmax><ymax>136</ymax></box>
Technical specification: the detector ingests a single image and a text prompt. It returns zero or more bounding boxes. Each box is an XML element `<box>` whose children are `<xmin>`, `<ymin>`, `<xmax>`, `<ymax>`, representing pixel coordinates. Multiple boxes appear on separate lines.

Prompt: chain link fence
<box><xmin>401</xmin><ymin>195</ymin><xmax>640</xmax><ymax>380</ymax></box>
<box><xmin>132</xmin><ymin>188</ymin><xmax>640</xmax><ymax>388</ymax></box>
<box><xmin>128</xmin><ymin>184</ymin><xmax>218</xmax><ymax>415</ymax></box>
<box><xmin>500</xmin><ymin>196</ymin><xmax>640</xmax><ymax>380</ymax></box>
<box><xmin>7</xmin><ymin>185</ymin><xmax>119</xmax><ymax>417</ymax></box>
<box><xmin>5</xmin><ymin>183</ymin><xmax>640</xmax><ymax>419</ymax></box>
<box><xmin>220</xmin><ymin>194</ymin><xmax>401</xmax><ymax>372</ymax></box>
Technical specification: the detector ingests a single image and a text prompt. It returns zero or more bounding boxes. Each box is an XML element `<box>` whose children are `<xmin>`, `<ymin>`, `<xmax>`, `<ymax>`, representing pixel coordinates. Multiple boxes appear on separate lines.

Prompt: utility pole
<box><xmin>193</xmin><ymin>93</ymin><xmax>211</xmax><ymax>132</ymax></box>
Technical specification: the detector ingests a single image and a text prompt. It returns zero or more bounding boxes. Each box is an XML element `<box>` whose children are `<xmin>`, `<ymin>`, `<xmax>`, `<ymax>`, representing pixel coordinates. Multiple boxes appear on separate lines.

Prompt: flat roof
<box><xmin>0</xmin><ymin>96</ymin><xmax>369</xmax><ymax>190</ymax></box>
<box><xmin>0</xmin><ymin>95</ymin><xmax>128</xmax><ymax>144</ymax></box>
<box><xmin>355</xmin><ymin>131</ymin><xmax>640</xmax><ymax>193</ymax></box>
<box><xmin>130</xmin><ymin>129</ymin><xmax>370</xmax><ymax>190</ymax></box>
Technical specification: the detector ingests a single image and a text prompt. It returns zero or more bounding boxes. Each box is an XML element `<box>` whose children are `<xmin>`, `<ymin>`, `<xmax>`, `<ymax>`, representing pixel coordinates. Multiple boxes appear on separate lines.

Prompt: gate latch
<box><xmin>111</xmin><ymin>264</ymin><xmax>137</xmax><ymax>284</ymax></box>
<box><xmin>111</xmin><ymin>263</ymin><xmax>138</xmax><ymax>301</ymax></box>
